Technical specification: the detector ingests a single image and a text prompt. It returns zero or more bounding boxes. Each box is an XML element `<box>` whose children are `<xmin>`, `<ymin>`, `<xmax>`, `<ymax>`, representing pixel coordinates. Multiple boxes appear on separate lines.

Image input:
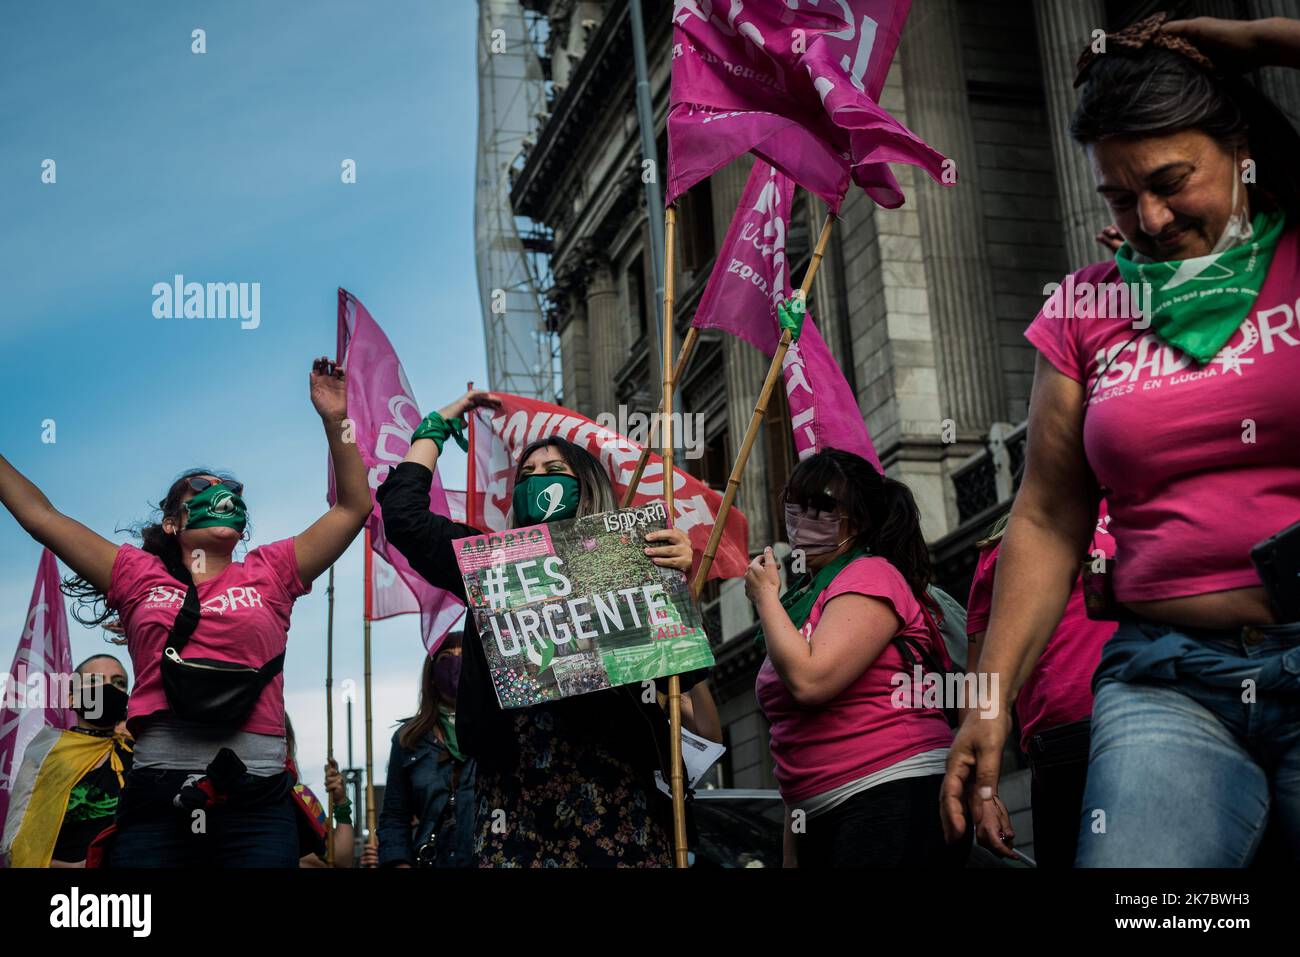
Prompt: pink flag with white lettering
<box><xmin>330</xmin><ymin>288</ymin><xmax>465</xmax><ymax>652</ymax></box>
<box><xmin>0</xmin><ymin>549</ymin><xmax>76</xmax><ymax>831</ymax></box>
<box><xmin>696</xmin><ymin>160</ymin><xmax>881</xmax><ymax>470</ymax></box>
<box><xmin>668</xmin><ymin>0</ymin><xmax>948</xmax><ymax>211</ymax></box>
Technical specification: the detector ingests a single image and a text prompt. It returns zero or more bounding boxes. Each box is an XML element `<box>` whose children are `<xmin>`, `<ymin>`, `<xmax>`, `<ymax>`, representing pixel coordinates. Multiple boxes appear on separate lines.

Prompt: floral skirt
<box><xmin>473</xmin><ymin>710</ymin><xmax>672</xmax><ymax>867</ymax></box>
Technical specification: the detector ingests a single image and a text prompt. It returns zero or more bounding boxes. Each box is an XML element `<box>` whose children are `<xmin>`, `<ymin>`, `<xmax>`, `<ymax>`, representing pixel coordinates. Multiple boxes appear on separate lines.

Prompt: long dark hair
<box><xmin>784</xmin><ymin>449</ymin><xmax>931</xmax><ymax>599</ymax></box>
<box><xmin>397</xmin><ymin>631</ymin><xmax>463</xmax><ymax>751</ymax></box>
<box><xmin>62</xmin><ymin>467</ymin><xmax>248</xmax><ymax>633</ymax></box>
<box><xmin>1071</xmin><ymin>47</ymin><xmax>1300</xmax><ymax>220</ymax></box>
<box><xmin>510</xmin><ymin>436</ymin><xmax>616</xmax><ymax>527</ymax></box>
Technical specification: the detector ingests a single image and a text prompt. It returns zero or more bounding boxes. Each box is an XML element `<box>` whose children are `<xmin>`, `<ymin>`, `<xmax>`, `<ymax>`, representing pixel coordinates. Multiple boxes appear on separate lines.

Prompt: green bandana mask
<box><xmin>511</xmin><ymin>474</ymin><xmax>580</xmax><ymax>525</ymax></box>
<box><xmin>1115</xmin><ymin>208</ymin><xmax>1286</xmax><ymax>365</ymax></box>
<box><xmin>754</xmin><ymin>545</ymin><xmax>869</xmax><ymax>649</ymax></box>
<box><xmin>184</xmin><ymin>483</ymin><xmax>248</xmax><ymax>532</ymax></box>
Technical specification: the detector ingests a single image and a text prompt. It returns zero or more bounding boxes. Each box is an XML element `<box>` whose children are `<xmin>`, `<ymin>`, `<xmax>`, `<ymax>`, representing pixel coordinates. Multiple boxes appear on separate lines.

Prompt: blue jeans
<box><xmin>109</xmin><ymin>768</ymin><xmax>300</xmax><ymax>868</ymax></box>
<box><xmin>1076</xmin><ymin>617</ymin><xmax>1300</xmax><ymax>867</ymax></box>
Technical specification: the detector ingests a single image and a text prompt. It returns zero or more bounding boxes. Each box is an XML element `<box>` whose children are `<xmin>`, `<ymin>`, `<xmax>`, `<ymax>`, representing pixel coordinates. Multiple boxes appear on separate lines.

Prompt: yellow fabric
<box><xmin>9</xmin><ymin>731</ymin><xmax>130</xmax><ymax>868</ymax></box>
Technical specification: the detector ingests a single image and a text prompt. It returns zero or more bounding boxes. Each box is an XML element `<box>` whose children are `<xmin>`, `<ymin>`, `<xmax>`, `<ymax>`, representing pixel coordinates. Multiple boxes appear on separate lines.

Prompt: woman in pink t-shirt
<box><xmin>0</xmin><ymin>358</ymin><xmax>372</xmax><ymax>867</ymax></box>
<box><xmin>965</xmin><ymin>506</ymin><xmax>1117</xmax><ymax>868</ymax></box>
<box><xmin>748</xmin><ymin>449</ymin><xmax>969</xmax><ymax>868</ymax></box>
<box><xmin>941</xmin><ymin>16</ymin><xmax>1300</xmax><ymax>867</ymax></box>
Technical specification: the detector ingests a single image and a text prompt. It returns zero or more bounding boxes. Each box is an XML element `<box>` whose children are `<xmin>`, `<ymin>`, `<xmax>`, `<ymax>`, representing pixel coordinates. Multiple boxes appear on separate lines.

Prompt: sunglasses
<box><xmin>187</xmin><ymin>477</ymin><xmax>244</xmax><ymax>497</ymax></box>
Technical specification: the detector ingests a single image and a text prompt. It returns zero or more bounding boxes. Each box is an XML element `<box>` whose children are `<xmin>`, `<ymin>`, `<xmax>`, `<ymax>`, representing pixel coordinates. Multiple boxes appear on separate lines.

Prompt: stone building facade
<box><xmin>507</xmin><ymin>0</ymin><xmax>1300</xmax><ymax>815</ymax></box>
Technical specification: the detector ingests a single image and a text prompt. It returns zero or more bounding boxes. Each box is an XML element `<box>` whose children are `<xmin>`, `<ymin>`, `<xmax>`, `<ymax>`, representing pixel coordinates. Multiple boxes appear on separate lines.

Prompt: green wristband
<box><xmin>777</xmin><ymin>296</ymin><xmax>806</xmax><ymax>342</ymax></box>
<box><xmin>333</xmin><ymin>799</ymin><xmax>353</xmax><ymax>825</ymax></box>
<box><xmin>411</xmin><ymin>410</ymin><xmax>469</xmax><ymax>454</ymax></box>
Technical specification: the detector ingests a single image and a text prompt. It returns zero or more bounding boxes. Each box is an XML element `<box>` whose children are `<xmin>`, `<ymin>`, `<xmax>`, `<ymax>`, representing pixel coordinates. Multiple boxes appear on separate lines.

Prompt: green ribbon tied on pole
<box><xmin>777</xmin><ymin>295</ymin><xmax>807</xmax><ymax>343</ymax></box>
<box><xmin>412</xmin><ymin>410</ymin><xmax>469</xmax><ymax>454</ymax></box>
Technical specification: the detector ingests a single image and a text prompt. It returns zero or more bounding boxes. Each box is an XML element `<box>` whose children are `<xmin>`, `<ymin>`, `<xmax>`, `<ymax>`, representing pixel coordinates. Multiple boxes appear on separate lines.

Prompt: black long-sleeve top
<box><xmin>375</xmin><ymin>462</ymin><xmax>701</xmax><ymax>789</ymax></box>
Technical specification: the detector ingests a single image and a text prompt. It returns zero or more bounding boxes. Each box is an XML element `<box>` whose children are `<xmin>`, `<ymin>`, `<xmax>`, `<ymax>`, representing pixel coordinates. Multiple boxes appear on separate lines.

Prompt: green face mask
<box><xmin>511</xmin><ymin>474</ymin><xmax>580</xmax><ymax>525</ymax></box>
<box><xmin>1114</xmin><ymin>208</ymin><xmax>1286</xmax><ymax>366</ymax></box>
<box><xmin>184</xmin><ymin>483</ymin><xmax>248</xmax><ymax>532</ymax></box>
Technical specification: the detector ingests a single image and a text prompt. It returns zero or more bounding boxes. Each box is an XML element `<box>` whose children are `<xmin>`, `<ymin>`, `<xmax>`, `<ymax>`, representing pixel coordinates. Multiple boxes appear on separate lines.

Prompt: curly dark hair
<box><xmin>61</xmin><ymin>467</ymin><xmax>248</xmax><ymax>635</ymax></box>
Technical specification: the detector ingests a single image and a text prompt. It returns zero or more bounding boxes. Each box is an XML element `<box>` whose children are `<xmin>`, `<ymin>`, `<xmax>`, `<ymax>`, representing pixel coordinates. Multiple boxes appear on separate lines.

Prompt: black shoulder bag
<box><xmin>161</xmin><ymin>582</ymin><xmax>285</xmax><ymax>726</ymax></box>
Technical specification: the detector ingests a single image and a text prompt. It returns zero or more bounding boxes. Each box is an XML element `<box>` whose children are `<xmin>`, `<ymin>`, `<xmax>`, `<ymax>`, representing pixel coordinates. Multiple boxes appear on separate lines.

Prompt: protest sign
<box><xmin>453</xmin><ymin>501</ymin><xmax>714</xmax><ymax>709</ymax></box>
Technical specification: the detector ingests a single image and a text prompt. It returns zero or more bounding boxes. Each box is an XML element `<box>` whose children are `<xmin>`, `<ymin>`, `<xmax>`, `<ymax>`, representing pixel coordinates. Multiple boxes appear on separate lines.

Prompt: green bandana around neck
<box><xmin>511</xmin><ymin>474</ymin><xmax>580</xmax><ymax>525</ymax></box>
<box><xmin>184</xmin><ymin>483</ymin><xmax>248</xmax><ymax>532</ymax></box>
<box><xmin>438</xmin><ymin>708</ymin><xmax>465</xmax><ymax>762</ymax></box>
<box><xmin>753</xmin><ymin>545</ymin><xmax>869</xmax><ymax>649</ymax></box>
<box><xmin>1114</xmin><ymin>209</ymin><xmax>1286</xmax><ymax>365</ymax></box>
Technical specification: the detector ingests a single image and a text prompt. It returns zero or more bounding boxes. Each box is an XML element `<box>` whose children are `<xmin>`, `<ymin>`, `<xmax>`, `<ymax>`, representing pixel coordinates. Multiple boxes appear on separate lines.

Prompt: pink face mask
<box><xmin>784</xmin><ymin>503</ymin><xmax>850</xmax><ymax>555</ymax></box>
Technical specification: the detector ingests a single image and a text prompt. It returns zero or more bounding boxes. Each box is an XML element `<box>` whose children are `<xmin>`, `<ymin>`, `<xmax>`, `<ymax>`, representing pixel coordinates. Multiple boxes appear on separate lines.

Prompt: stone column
<box><xmin>900</xmin><ymin>0</ymin><xmax>1006</xmax><ymax>436</ymax></box>
<box><xmin>583</xmin><ymin>255</ymin><xmax>622</xmax><ymax>419</ymax></box>
<box><xmin>710</xmin><ymin>155</ymin><xmax>772</xmax><ymax>550</ymax></box>
<box><xmin>557</xmin><ymin>305</ymin><xmax>593</xmax><ymax>415</ymax></box>
<box><xmin>1033</xmin><ymin>0</ymin><xmax>1115</xmax><ymax>271</ymax></box>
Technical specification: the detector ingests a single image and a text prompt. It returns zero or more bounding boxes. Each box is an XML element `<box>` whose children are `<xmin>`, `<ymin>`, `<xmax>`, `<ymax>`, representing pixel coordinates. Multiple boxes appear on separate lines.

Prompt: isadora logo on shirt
<box><xmin>144</xmin><ymin>584</ymin><xmax>265</xmax><ymax>615</ymax></box>
<box><xmin>1087</xmin><ymin>298</ymin><xmax>1300</xmax><ymax>401</ymax></box>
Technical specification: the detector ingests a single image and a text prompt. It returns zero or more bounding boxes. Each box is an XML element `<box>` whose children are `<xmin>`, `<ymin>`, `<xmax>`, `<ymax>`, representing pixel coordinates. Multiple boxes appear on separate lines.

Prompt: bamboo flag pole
<box><xmin>324</xmin><ymin>564</ymin><xmax>336</xmax><ymax>865</ymax></box>
<box><xmin>465</xmin><ymin>380</ymin><xmax>477</xmax><ymax>528</ymax></box>
<box><xmin>660</xmin><ymin>205</ymin><xmax>689</xmax><ymax>869</ymax></box>
<box><xmin>689</xmin><ymin>212</ymin><xmax>836</xmax><ymax>600</ymax></box>
<box><xmin>620</xmin><ymin>326</ymin><xmax>699</xmax><ymax>508</ymax></box>
<box><xmin>362</xmin><ymin>528</ymin><xmax>377</xmax><ymax>854</ymax></box>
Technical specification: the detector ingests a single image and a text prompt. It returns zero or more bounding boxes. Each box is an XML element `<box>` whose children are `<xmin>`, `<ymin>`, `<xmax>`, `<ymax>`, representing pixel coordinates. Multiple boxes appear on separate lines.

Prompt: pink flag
<box><xmin>0</xmin><ymin>549</ymin><xmax>76</xmax><ymax>831</ymax></box>
<box><xmin>467</xmin><ymin>393</ymin><xmax>751</xmax><ymax>579</ymax></box>
<box><xmin>696</xmin><ymin>160</ymin><xmax>881</xmax><ymax>471</ymax></box>
<box><xmin>692</xmin><ymin>159</ymin><xmax>791</xmax><ymax>354</ymax></box>
<box><xmin>782</xmin><ymin>313</ymin><xmax>881</xmax><ymax>470</ymax></box>
<box><xmin>330</xmin><ymin>289</ymin><xmax>465</xmax><ymax>653</ymax></box>
<box><xmin>668</xmin><ymin>0</ymin><xmax>948</xmax><ymax>211</ymax></box>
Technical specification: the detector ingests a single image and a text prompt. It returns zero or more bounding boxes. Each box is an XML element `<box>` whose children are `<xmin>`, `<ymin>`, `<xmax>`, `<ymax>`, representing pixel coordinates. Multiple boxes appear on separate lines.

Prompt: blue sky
<box><xmin>0</xmin><ymin>1</ymin><xmax>485</xmax><ymax>804</ymax></box>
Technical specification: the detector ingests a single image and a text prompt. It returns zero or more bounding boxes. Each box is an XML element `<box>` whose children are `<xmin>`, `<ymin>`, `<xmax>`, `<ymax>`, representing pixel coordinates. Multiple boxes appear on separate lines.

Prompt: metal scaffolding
<box><xmin>474</xmin><ymin>0</ymin><xmax>558</xmax><ymax>401</ymax></box>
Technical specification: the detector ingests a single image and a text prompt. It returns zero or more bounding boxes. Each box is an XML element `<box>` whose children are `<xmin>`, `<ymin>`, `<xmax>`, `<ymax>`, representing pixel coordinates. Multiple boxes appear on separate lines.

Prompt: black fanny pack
<box><xmin>161</xmin><ymin>581</ymin><xmax>284</xmax><ymax>726</ymax></box>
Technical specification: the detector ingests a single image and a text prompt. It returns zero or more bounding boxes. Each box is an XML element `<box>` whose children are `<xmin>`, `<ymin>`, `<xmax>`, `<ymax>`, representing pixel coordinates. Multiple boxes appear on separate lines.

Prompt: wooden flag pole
<box><xmin>465</xmin><ymin>380</ymin><xmax>477</xmax><ymax>528</ymax></box>
<box><xmin>661</xmin><ymin>205</ymin><xmax>689</xmax><ymax>869</ymax></box>
<box><xmin>362</xmin><ymin>528</ymin><xmax>377</xmax><ymax>855</ymax></box>
<box><xmin>689</xmin><ymin>213</ymin><xmax>835</xmax><ymax>600</ymax></box>
<box><xmin>324</xmin><ymin>564</ymin><xmax>336</xmax><ymax>865</ymax></box>
<box><xmin>620</xmin><ymin>326</ymin><xmax>699</xmax><ymax>508</ymax></box>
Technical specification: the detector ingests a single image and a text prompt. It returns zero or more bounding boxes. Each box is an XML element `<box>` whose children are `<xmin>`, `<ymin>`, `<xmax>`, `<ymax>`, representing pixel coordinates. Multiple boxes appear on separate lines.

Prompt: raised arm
<box><xmin>295</xmin><ymin>358</ymin><xmax>373</xmax><ymax>585</ymax></box>
<box><xmin>941</xmin><ymin>355</ymin><xmax>1095</xmax><ymax>850</ymax></box>
<box><xmin>0</xmin><ymin>453</ymin><xmax>119</xmax><ymax>594</ymax></box>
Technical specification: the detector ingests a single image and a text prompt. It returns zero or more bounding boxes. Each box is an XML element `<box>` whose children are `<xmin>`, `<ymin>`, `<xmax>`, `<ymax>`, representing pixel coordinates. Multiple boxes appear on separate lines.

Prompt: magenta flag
<box><xmin>782</xmin><ymin>312</ymin><xmax>881</xmax><ymax>470</ymax></box>
<box><xmin>667</xmin><ymin>0</ymin><xmax>948</xmax><ymax>211</ymax></box>
<box><xmin>696</xmin><ymin>160</ymin><xmax>881</xmax><ymax>471</ymax></box>
<box><xmin>329</xmin><ymin>289</ymin><xmax>465</xmax><ymax>653</ymax></box>
<box><xmin>693</xmin><ymin>159</ymin><xmax>791</xmax><ymax>353</ymax></box>
<box><xmin>0</xmin><ymin>549</ymin><xmax>76</xmax><ymax>831</ymax></box>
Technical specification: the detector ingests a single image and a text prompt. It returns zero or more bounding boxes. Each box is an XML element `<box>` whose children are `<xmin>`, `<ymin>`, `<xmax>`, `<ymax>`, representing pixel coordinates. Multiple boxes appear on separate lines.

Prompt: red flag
<box><xmin>467</xmin><ymin>394</ymin><xmax>751</xmax><ymax>580</ymax></box>
<box><xmin>328</xmin><ymin>289</ymin><xmax>464</xmax><ymax>652</ymax></box>
<box><xmin>667</xmin><ymin>0</ymin><xmax>948</xmax><ymax>211</ymax></box>
<box><xmin>0</xmin><ymin>549</ymin><xmax>76</xmax><ymax>831</ymax></box>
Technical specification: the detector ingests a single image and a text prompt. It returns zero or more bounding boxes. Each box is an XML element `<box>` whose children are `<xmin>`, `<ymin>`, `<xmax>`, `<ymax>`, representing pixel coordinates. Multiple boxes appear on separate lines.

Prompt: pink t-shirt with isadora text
<box><xmin>1025</xmin><ymin>224</ymin><xmax>1300</xmax><ymax>602</ymax></box>
<box><xmin>966</xmin><ymin>506</ymin><xmax>1118</xmax><ymax>752</ymax></box>
<box><xmin>107</xmin><ymin>539</ymin><xmax>310</xmax><ymax>737</ymax></box>
<box><xmin>755</xmin><ymin>556</ymin><xmax>954</xmax><ymax>805</ymax></box>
